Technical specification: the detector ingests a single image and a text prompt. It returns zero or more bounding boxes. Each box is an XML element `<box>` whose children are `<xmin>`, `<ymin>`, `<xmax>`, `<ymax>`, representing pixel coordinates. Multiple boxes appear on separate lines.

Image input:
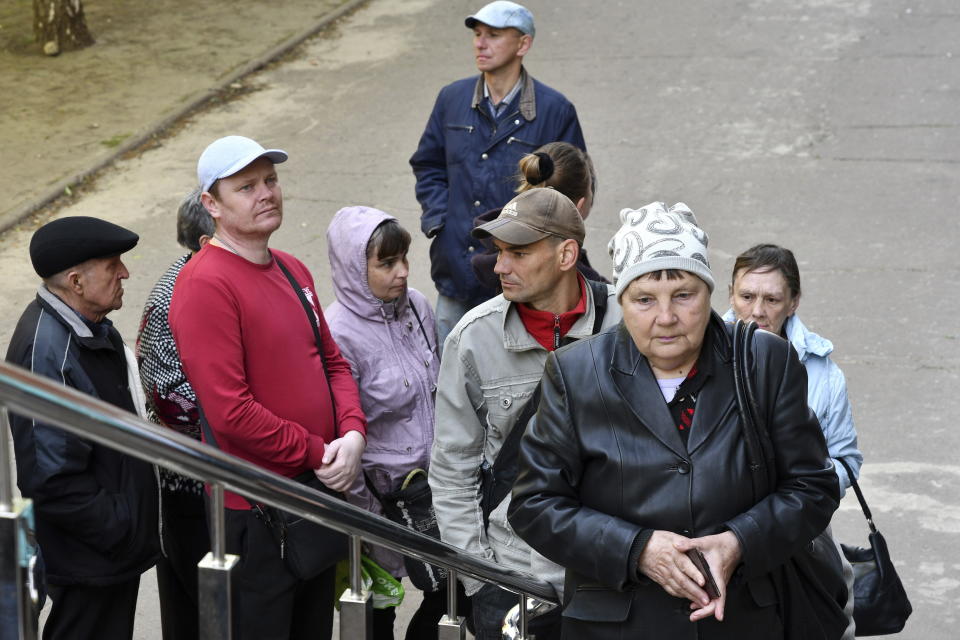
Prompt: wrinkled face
<box><xmin>621</xmin><ymin>271</ymin><xmax>712</xmax><ymax>376</ymax></box>
<box><xmin>472</xmin><ymin>24</ymin><xmax>530</xmax><ymax>74</ymax></box>
<box><xmin>729</xmin><ymin>268</ymin><xmax>799</xmax><ymax>336</ymax></box>
<box><xmin>204</xmin><ymin>157</ymin><xmax>282</xmax><ymax>239</ymax></box>
<box><xmin>367</xmin><ymin>251</ymin><xmax>409</xmax><ymax>302</ymax></box>
<box><xmin>76</xmin><ymin>255</ymin><xmax>129</xmax><ymax>320</ymax></box>
<box><xmin>493</xmin><ymin>237</ymin><xmax>566</xmax><ymax>309</ymax></box>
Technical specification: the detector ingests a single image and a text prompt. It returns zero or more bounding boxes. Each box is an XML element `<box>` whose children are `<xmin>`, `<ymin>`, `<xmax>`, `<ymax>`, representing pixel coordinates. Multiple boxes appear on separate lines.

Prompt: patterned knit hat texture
<box><xmin>607</xmin><ymin>201</ymin><xmax>714</xmax><ymax>299</ymax></box>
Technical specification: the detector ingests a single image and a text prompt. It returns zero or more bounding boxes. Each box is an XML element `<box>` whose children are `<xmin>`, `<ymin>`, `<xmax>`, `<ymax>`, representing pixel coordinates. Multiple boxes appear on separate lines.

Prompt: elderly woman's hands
<box><xmin>638</xmin><ymin>531</ymin><xmax>713</xmax><ymax>606</ymax></box>
<box><xmin>639</xmin><ymin>530</ymin><xmax>742</xmax><ymax>622</ymax></box>
<box><xmin>676</xmin><ymin>531</ymin><xmax>742</xmax><ymax>623</ymax></box>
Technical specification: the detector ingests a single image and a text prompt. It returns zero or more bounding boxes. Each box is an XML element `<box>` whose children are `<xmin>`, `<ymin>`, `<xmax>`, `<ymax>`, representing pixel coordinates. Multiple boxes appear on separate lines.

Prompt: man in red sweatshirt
<box><xmin>169</xmin><ymin>135</ymin><xmax>366</xmax><ymax>639</ymax></box>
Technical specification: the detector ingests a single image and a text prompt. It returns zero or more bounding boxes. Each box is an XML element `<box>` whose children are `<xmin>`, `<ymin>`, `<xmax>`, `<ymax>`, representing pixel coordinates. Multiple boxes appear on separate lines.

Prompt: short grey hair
<box><xmin>176</xmin><ymin>188</ymin><xmax>215</xmax><ymax>252</ymax></box>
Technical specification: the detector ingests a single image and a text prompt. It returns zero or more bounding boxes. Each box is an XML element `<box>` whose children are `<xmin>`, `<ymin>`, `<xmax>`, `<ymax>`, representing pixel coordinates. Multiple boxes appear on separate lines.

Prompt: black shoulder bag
<box><xmin>835</xmin><ymin>457</ymin><xmax>912</xmax><ymax>636</ymax></box>
<box><xmin>478</xmin><ymin>278</ymin><xmax>609</xmax><ymax>527</ymax></box>
<box><xmin>732</xmin><ymin>320</ymin><xmax>849</xmax><ymax>640</ymax></box>
<box><xmin>198</xmin><ymin>256</ymin><xmax>348</xmax><ymax>580</ymax></box>
<box><xmin>363</xmin><ymin>468</ymin><xmax>446</xmax><ymax>592</ymax></box>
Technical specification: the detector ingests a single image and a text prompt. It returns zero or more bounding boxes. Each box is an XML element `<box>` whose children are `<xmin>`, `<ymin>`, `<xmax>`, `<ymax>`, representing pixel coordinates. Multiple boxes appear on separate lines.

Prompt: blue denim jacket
<box><xmin>410</xmin><ymin>69</ymin><xmax>585</xmax><ymax>305</ymax></box>
<box><xmin>724</xmin><ymin>311</ymin><xmax>863</xmax><ymax>494</ymax></box>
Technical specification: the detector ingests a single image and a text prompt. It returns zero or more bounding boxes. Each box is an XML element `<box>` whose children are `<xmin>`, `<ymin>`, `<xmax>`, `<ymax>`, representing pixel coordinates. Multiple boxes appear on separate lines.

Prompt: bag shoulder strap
<box><xmin>408</xmin><ymin>297</ymin><xmax>436</xmax><ymax>357</ymax></box>
<box><xmin>198</xmin><ymin>403</ymin><xmax>219</xmax><ymax>449</ymax></box>
<box><xmin>836</xmin><ymin>457</ymin><xmax>877</xmax><ymax>533</ymax></box>
<box><xmin>275</xmin><ymin>255</ymin><xmax>336</xmax><ymax>405</ymax></box>
<box><xmin>275</xmin><ymin>255</ymin><xmax>325</xmax><ymax>362</ymax></box>
<box><xmin>732</xmin><ymin>319</ymin><xmax>775</xmax><ymax>498</ymax></box>
<box><xmin>585</xmin><ymin>278</ymin><xmax>609</xmax><ymax>335</ymax></box>
<box><xmin>481</xmin><ymin>279</ymin><xmax>609</xmax><ymax>524</ymax></box>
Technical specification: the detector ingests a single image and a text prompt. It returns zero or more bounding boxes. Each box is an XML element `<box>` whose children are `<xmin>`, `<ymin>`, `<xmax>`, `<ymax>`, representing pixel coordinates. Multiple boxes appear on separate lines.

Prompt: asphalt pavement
<box><xmin>1</xmin><ymin>0</ymin><xmax>957</xmax><ymax>637</ymax></box>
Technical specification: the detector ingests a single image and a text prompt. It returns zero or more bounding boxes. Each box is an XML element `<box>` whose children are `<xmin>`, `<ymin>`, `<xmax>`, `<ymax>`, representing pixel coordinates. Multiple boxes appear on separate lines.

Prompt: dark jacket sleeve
<box><xmin>410</xmin><ymin>90</ymin><xmax>450</xmax><ymax>237</ymax></box>
<box><xmin>555</xmin><ymin>101</ymin><xmax>586</xmax><ymax>151</ymax></box>
<box><xmin>508</xmin><ymin>350</ymin><xmax>644</xmax><ymax>591</ymax></box>
<box><xmin>469</xmin><ymin>208</ymin><xmax>504</xmax><ymax>297</ymax></box>
<box><xmin>9</xmin><ymin>341</ymin><xmax>131</xmax><ymax>557</ymax></box>
<box><xmin>724</xmin><ymin>335</ymin><xmax>841</xmax><ymax>578</ymax></box>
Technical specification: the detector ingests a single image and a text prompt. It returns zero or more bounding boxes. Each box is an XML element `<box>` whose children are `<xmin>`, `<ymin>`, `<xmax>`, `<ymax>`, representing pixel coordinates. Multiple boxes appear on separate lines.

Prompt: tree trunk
<box><xmin>33</xmin><ymin>0</ymin><xmax>94</xmax><ymax>56</ymax></box>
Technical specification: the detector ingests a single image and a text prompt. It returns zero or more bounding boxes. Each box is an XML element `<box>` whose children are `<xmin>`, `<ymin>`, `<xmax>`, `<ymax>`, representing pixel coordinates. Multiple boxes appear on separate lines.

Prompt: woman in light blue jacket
<box><xmin>726</xmin><ymin>243</ymin><xmax>862</xmax><ymax>639</ymax></box>
<box><xmin>725</xmin><ymin>244</ymin><xmax>862</xmax><ymax>488</ymax></box>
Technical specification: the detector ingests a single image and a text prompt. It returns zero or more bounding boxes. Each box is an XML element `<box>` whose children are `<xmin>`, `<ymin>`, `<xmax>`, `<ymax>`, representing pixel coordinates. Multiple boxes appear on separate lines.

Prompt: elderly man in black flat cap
<box><xmin>5</xmin><ymin>216</ymin><xmax>160</xmax><ymax>640</ymax></box>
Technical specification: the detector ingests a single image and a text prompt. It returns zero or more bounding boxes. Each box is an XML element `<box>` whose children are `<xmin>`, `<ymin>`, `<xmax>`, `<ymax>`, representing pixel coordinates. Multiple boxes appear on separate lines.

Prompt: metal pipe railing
<box><xmin>0</xmin><ymin>407</ymin><xmax>13</xmax><ymax>512</ymax></box>
<box><xmin>0</xmin><ymin>361</ymin><xmax>557</xmax><ymax>630</ymax></box>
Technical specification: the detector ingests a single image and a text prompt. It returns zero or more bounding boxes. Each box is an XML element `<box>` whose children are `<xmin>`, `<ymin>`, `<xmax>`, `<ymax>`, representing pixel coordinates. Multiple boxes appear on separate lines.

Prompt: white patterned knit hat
<box><xmin>607</xmin><ymin>201</ymin><xmax>714</xmax><ymax>299</ymax></box>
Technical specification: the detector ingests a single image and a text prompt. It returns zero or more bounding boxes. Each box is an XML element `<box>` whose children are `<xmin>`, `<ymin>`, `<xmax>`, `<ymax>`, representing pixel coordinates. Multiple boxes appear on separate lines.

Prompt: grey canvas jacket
<box><xmin>429</xmin><ymin>282</ymin><xmax>621</xmax><ymax>595</ymax></box>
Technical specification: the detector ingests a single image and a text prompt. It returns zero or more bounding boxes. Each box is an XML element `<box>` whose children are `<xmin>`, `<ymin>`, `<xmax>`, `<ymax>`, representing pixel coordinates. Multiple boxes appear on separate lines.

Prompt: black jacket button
<box><xmin>677</xmin><ymin>461</ymin><xmax>691</xmax><ymax>474</ymax></box>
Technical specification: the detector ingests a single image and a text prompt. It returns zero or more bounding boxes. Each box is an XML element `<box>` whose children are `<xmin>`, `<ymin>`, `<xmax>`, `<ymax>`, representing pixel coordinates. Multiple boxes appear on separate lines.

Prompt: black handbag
<box><xmin>252</xmin><ymin>471</ymin><xmax>348</xmax><ymax>581</ymax></box>
<box><xmin>732</xmin><ymin>320</ymin><xmax>849</xmax><ymax>640</ymax></box>
<box><xmin>364</xmin><ymin>469</ymin><xmax>446</xmax><ymax>592</ymax></box>
<box><xmin>198</xmin><ymin>416</ymin><xmax>349</xmax><ymax>581</ymax></box>
<box><xmin>836</xmin><ymin>458</ymin><xmax>912</xmax><ymax>635</ymax></box>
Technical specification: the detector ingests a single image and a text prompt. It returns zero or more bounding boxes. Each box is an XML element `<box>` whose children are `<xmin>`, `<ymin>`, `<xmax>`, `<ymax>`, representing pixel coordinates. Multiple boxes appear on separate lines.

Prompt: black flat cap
<box><xmin>30</xmin><ymin>216</ymin><xmax>139</xmax><ymax>278</ymax></box>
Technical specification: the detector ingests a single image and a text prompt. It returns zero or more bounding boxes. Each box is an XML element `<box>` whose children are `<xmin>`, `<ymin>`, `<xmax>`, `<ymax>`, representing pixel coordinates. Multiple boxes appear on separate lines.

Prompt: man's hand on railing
<box><xmin>314</xmin><ymin>430</ymin><xmax>365</xmax><ymax>492</ymax></box>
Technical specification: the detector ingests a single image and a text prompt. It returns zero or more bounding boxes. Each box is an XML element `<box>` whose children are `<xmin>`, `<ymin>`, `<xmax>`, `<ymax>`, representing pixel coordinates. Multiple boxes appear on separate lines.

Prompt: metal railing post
<box><xmin>197</xmin><ymin>483</ymin><xmax>238</xmax><ymax>640</ymax></box>
<box><xmin>0</xmin><ymin>408</ymin><xmax>13</xmax><ymax>514</ymax></box>
<box><xmin>339</xmin><ymin>534</ymin><xmax>372</xmax><ymax>639</ymax></box>
<box><xmin>0</xmin><ymin>406</ymin><xmax>38</xmax><ymax>640</ymax></box>
<box><xmin>519</xmin><ymin>593</ymin><xmax>529</xmax><ymax>640</ymax></box>
<box><xmin>437</xmin><ymin>568</ymin><xmax>466</xmax><ymax>640</ymax></box>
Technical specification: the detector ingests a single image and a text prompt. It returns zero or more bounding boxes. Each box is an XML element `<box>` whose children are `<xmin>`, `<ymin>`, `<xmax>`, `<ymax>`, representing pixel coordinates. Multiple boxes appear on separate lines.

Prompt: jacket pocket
<box><xmin>748</xmin><ymin>573</ymin><xmax>779</xmax><ymax>607</ymax></box>
<box><xmin>506</xmin><ymin>135</ymin><xmax>538</xmax><ymax>148</ymax></box>
<box><xmin>563</xmin><ymin>586</ymin><xmax>633</xmax><ymax>622</ymax></box>
<box><xmin>444</xmin><ymin>123</ymin><xmax>475</xmax><ymax>167</ymax></box>
<box><xmin>104</xmin><ymin>491</ymin><xmax>134</xmax><ymax>559</ymax></box>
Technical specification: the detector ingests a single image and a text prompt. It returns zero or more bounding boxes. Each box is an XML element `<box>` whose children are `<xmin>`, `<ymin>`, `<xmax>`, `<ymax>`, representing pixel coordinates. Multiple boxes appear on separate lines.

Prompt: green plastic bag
<box><xmin>334</xmin><ymin>555</ymin><xmax>404</xmax><ymax>610</ymax></box>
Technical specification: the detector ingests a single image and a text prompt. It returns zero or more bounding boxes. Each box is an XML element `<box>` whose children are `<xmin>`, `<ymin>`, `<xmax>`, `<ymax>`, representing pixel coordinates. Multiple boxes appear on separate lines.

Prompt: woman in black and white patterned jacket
<box><xmin>135</xmin><ymin>188</ymin><xmax>214</xmax><ymax>640</ymax></box>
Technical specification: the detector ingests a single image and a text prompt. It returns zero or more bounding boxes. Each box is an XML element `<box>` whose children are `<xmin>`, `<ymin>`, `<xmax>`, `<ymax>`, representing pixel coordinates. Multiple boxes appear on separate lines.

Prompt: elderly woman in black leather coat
<box><xmin>508</xmin><ymin>203</ymin><xmax>841</xmax><ymax>639</ymax></box>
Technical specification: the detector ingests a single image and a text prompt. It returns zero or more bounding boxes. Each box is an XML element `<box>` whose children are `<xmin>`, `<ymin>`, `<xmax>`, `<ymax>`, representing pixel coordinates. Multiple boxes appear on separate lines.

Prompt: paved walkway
<box><xmin>0</xmin><ymin>0</ymin><xmax>363</xmax><ymax>232</ymax></box>
<box><xmin>2</xmin><ymin>0</ymin><xmax>958</xmax><ymax>637</ymax></box>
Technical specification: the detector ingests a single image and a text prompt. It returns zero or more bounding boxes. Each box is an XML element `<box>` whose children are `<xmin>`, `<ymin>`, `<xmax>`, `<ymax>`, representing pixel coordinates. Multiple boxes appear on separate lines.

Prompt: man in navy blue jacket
<box><xmin>410</xmin><ymin>1</ymin><xmax>586</xmax><ymax>348</ymax></box>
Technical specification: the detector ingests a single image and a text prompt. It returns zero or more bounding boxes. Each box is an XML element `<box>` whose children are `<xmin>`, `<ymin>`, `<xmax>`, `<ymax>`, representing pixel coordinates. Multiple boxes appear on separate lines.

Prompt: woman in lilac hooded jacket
<box><xmin>325</xmin><ymin>206</ymin><xmax>449</xmax><ymax>639</ymax></box>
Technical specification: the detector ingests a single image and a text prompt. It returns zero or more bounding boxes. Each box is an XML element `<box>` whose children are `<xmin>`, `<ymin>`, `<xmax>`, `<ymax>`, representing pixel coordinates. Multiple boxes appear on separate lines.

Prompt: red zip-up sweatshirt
<box><xmin>169</xmin><ymin>245</ymin><xmax>366</xmax><ymax>509</ymax></box>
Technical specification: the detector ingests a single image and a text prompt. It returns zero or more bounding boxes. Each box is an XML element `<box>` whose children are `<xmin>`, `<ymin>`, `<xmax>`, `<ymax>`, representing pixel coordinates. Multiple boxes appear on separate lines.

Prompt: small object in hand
<box><xmin>686</xmin><ymin>549</ymin><xmax>720</xmax><ymax>599</ymax></box>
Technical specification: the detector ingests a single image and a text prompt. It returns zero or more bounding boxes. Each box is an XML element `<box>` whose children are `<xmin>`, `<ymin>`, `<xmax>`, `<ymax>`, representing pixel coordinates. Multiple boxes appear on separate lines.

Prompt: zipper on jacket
<box><xmin>553</xmin><ymin>315</ymin><xmax>561</xmax><ymax>350</ymax></box>
<box><xmin>445</xmin><ymin>124</ymin><xmax>475</xmax><ymax>133</ymax></box>
<box><xmin>506</xmin><ymin>135</ymin><xmax>536</xmax><ymax>146</ymax></box>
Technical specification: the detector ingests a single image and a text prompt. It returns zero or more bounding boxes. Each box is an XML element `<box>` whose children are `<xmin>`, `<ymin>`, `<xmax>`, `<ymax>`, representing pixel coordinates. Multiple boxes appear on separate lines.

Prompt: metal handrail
<box><xmin>0</xmin><ymin>360</ymin><xmax>558</xmax><ymax>604</ymax></box>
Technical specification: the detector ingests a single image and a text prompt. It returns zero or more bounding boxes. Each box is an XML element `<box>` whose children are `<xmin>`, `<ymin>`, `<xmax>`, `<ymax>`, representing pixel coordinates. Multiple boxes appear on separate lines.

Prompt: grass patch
<box><xmin>100</xmin><ymin>133</ymin><xmax>130</xmax><ymax>148</ymax></box>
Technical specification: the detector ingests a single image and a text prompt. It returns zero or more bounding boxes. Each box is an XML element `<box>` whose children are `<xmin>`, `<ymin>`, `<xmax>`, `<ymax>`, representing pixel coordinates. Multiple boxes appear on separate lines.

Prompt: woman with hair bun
<box><xmin>472</xmin><ymin>141</ymin><xmax>608</xmax><ymax>297</ymax></box>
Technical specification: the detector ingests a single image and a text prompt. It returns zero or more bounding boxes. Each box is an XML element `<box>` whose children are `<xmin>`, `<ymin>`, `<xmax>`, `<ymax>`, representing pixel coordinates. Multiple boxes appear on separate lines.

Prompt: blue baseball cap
<box><xmin>465</xmin><ymin>1</ymin><xmax>535</xmax><ymax>37</ymax></box>
<box><xmin>197</xmin><ymin>135</ymin><xmax>288</xmax><ymax>193</ymax></box>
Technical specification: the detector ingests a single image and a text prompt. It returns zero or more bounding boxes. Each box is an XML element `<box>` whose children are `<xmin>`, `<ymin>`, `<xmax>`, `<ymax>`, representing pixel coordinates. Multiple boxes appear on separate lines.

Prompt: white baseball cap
<box><xmin>197</xmin><ymin>135</ymin><xmax>288</xmax><ymax>192</ymax></box>
<box><xmin>465</xmin><ymin>1</ymin><xmax>535</xmax><ymax>37</ymax></box>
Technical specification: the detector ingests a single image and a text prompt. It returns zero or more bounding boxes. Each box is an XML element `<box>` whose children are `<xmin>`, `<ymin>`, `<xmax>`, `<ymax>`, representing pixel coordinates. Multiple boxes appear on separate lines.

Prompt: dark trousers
<box><xmin>371</xmin><ymin>580</ymin><xmax>471</xmax><ymax>640</ymax></box>
<box><xmin>225</xmin><ymin>507</ymin><xmax>336</xmax><ymax>640</ymax></box>
<box><xmin>43</xmin><ymin>577</ymin><xmax>140</xmax><ymax>640</ymax></box>
<box><xmin>158</xmin><ymin>489</ymin><xmax>209</xmax><ymax>640</ymax></box>
<box><xmin>472</xmin><ymin>583</ymin><xmax>560</xmax><ymax>640</ymax></box>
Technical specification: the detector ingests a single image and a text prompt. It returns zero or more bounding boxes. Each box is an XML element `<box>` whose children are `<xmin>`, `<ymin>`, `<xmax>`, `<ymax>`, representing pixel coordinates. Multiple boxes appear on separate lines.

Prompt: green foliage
<box><xmin>100</xmin><ymin>133</ymin><xmax>130</xmax><ymax>148</ymax></box>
